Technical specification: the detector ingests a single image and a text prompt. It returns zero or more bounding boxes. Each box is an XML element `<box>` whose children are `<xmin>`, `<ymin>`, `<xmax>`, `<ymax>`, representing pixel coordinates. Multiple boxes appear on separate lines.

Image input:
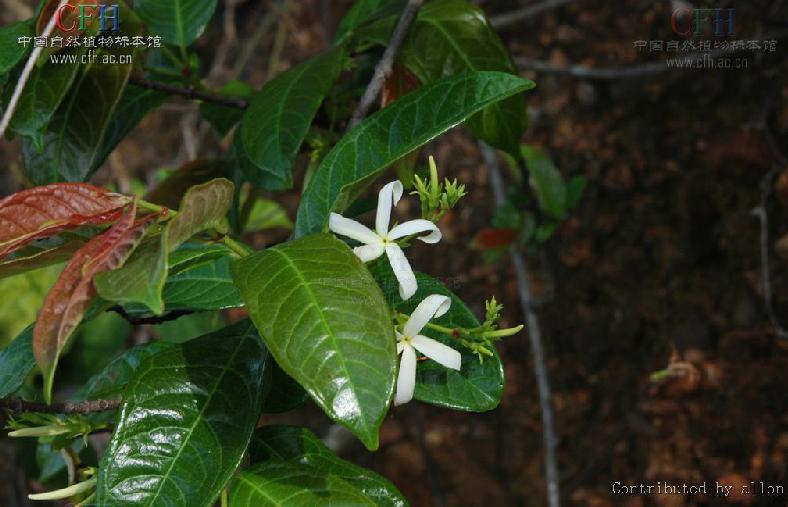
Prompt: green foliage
<box><xmin>295</xmin><ymin>71</ymin><xmax>534</xmax><ymax>236</ymax></box>
<box><xmin>0</xmin><ymin>20</ymin><xmax>31</xmax><ymax>75</ymax></box>
<box><xmin>200</xmin><ymin>80</ymin><xmax>253</xmax><ymax>136</ymax></box>
<box><xmin>232</xmin><ymin>234</ymin><xmax>395</xmax><ymax>450</ymax></box>
<box><xmin>96</xmin><ymin>321</ymin><xmax>268</xmax><ymax>506</ymax></box>
<box><xmin>239</xmin><ymin>49</ymin><xmax>345</xmax><ymax>191</ymax></box>
<box><xmin>0</xmin><ymin>326</ymin><xmax>35</xmax><ymax>398</ymax></box>
<box><xmin>230</xmin><ymin>425</ymin><xmax>407</xmax><ymax>506</ymax></box>
<box><xmin>134</xmin><ymin>0</ymin><xmax>218</xmax><ymax>48</ymax></box>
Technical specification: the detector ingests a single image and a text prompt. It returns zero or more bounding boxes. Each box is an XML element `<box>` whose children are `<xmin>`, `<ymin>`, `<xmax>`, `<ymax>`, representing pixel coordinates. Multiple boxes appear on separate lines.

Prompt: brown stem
<box><xmin>348</xmin><ymin>0</ymin><xmax>423</xmax><ymax>128</ymax></box>
<box><xmin>128</xmin><ymin>74</ymin><xmax>248</xmax><ymax>110</ymax></box>
<box><xmin>0</xmin><ymin>398</ymin><xmax>120</xmax><ymax>415</ymax></box>
<box><xmin>109</xmin><ymin>306</ymin><xmax>194</xmax><ymax>326</ymax></box>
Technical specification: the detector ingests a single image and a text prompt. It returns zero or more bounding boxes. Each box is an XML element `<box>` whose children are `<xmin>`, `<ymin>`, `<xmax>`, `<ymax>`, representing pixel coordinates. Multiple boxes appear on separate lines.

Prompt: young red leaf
<box><xmin>0</xmin><ymin>183</ymin><xmax>130</xmax><ymax>259</ymax></box>
<box><xmin>33</xmin><ymin>199</ymin><xmax>153</xmax><ymax>403</ymax></box>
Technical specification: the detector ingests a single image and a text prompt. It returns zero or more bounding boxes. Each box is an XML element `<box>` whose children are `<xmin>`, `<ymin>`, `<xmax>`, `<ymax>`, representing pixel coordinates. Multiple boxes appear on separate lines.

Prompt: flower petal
<box><xmin>385</xmin><ymin>244</ymin><xmax>417</xmax><ymax>300</ymax></box>
<box><xmin>394</xmin><ymin>343</ymin><xmax>417</xmax><ymax>406</ymax></box>
<box><xmin>375</xmin><ymin>181</ymin><xmax>403</xmax><ymax>236</ymax></box>
<box><xmin>411</xmin><ymin>335</ymin><xmax>462</xmax><ymax>370</ymax></box>
<box><xmin>353</xmin><ymin>242</ymin><xmax>384</xmax><ymax>262</ymax></box>
<box><xmin>404</xmin><ymin>294</ymin><xmax>451</xmax><ymax>337</ymax></box>
<box><xmin>329</xmin><ymin>213</ymin><xmax>379</xmax><ymax>244</ymax></box>
<box><xmin>388</xmin><ymin>219</ymin><xmax>442</xmax><ymax>244</ymax></box>
<box><xmin>397</xmin><ymin>342</ymin><xmax>404</xmax><ymax>354</ymax></box>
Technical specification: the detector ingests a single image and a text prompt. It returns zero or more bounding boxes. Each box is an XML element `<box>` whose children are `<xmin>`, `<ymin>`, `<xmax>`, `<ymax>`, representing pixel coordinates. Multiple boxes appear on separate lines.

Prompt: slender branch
<box><xmin>480</xmin><ymin>142</ymin><xmax>561</xmax><ymax>507</ymax></box>
<box><xmin>490</xmin><ymin>0</ymin><xmax>577</xmax><ymax>29</ymax></box>
<box><xmin>128</xmin><ymin>74</ymin><xmax>248</xmax><ymax>109</ymax></box>
<box><xmin>348</xmin><ymin>0</ymin><xmax>423</xmax><ymax>128</ymax></box>
<box><xmin>109</xmin><ymin>306</ymin><xmax>194</xmax><ymax>326</ymax></box>
<box><xmin>0</xmin><ymin>398</ymin><xmax>120</xmax><ymax>415</ymax></box>
<box><xmin>0</xmin><ymin>0</ymin><xmax>69</xmax><ymax>138</ymax></box>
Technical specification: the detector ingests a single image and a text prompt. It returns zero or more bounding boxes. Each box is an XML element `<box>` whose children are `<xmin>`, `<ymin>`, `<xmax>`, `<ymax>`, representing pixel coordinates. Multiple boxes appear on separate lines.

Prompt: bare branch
<box><xmin>128</xmin><ymin>75</ymin><xmax>249</xmax><ymax>109</ymax></box>
<box><xmin>0</xmin><ymin>398</ymin><xmax>120</xmax><ymax>415</ymax></box>
<box><xmin>349</xmin><ymin>0</ymin><xmax>423</xmax><ymax>128</ymax></box>
<box><xmin>0</xmin><ymin>0</ymin><xmax>69</xmax><ymax>138</ymax></box>
<box><xmin>480</xmin><ymin>142</ymin><xmax>561</xmax><ymax>507</ymax></box>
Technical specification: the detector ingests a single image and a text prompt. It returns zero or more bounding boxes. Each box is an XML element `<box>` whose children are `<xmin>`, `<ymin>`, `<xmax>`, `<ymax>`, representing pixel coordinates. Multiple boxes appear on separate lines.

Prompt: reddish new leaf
<box><xmin>33</xmin><ymin>199</ymin><xmax>154</xmax><ymax>403</ymax></box>
<box><xmin>0</xmin><ymin>183</ymin><xmax>130</xmax><ymax>259</ymax></box>
<box><xmin>472</xmin><ymin>228</ymin><xmax>518</xmax><ymax>250</ymax></box>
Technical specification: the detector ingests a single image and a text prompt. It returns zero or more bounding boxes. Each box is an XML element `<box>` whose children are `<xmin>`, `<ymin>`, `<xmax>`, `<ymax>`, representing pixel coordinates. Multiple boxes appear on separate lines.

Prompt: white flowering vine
<box><xmin>395</xmin><ymin>294</ymin><xmax>462</xmax><ymax>405</ymax></box>
<box><xmin>329</xmin><ymin>180</ymin><xmax>441</xmax><ymax>300</ymax></box>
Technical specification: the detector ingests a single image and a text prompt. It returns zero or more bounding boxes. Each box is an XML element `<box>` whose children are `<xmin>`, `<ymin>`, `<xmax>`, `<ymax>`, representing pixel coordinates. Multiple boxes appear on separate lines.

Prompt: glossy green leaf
<box><xmin>334</xmin><ymin>0</ymin><xmax>388</xmax><ymax>44</ymax></box>
<box><xmin>239</xmin><ymin>49</ymin><xmax>344</xmax><ymax>192</ymax></box>
<box><xmin>231</xmin><ymin>233</ymin><xmax>395</xmax><ymax>450</ymax></box>
<box><xmin>0</xmin><ymin>326</ymin><xmax>35</xmax><ymax>398</ymax></box>
<box><xmin>94</xmin><ymin>235</ymin><xmax>169</xmax><ymax>314</ymax></box>
<box><xmin>96</xmin><ymin>320</ymin><xmax>268</xmax><ymax>507</ymax></box>
<box><xmin>163</xmin><ymin>253</ymin><xmax>242</xmax><ymax>310</ymax></box>
<box><xmin>0</xmin><ymin>20</ymin><xmax>32</xmax><ymax>75</ymax></box>
<box><xmin>245</xmin><ymin>199</ymin><xmax>292</xmax><ymax>232</ymax></box>
<box><xmin>294</xmin><ymin>71</ymin><xmax>534</xmax><ymax>236</ymax></box>
<box><xmin>262</xmin><ymin>360</ymin><xmax>308</xmax><ymax>414</ymax></box>
<box><xmin>521</xmin><ymin>145</ymin><xmax>566</xmax><ymax>220</ymax></box>
<box><xmin>166</xmin><ymin>178</ymin><xmax>234</xmax><ymax>249</ymax></box>
<box><xmin>75</xmin><ymin>341</ymin><xmax>172</xmax><ymax>400</ymax></box>
<box><xmin>134</xmin><ymin>0</ymin><xmax>218</xmax><ymax>48</ymax></box>
<box><xmin>371</xmin><ymin>262</ymin><xmax>504</xmax><ymax>411</ymax></box>
<box><xmin>5</xmin><ymin>46</ymin><xmax>83</xmax><ymax>140</ymax></box>
<box><xmin>229</xmin><ymin>425</ymin><xmax>407</xmax><ymax>507</ymax></box>
<box><xmin>0</xmin><ymin>240</ymin><xmax>81</xmax><ymax>280</ymax></box>
<box><xmin>200</xmin><ymin>79</ymin><xmax>252</xmax><ymax>136</ymax></box>
<box><xmin>360</xmin><ymin>0</ymin><xmax>528</xmax><ymax>155</ymax></box>
<box><xmin>92</xmin><ymin>86</ymin><xmax>168</xmax><ymax>174</ymax></box>
<box><xmin>21</xmin><ymin>6</ymin><xmax>141</xmax><ymax>183</ymax></box>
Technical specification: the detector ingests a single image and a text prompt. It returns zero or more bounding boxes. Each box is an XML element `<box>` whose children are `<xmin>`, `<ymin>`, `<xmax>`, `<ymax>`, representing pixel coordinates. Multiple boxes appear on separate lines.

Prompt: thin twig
<box><xmin>480</xmin><ymin>142</ymin><xmax>561</xmax><ymax>507</ymax></box>
<box><xmin>128</xmin><ymin>75</ymin><xmax>248</xmax><ymax>109</ymax></box>
<box><xmin>348</xmin><ymin>0</ymin><xmax>423</xmax><ymax>128</ymax></box>
<box><xmin>0</xmin><ymin>398</ymin><xmax>120</xmax><ymax>415</ymax></box>
<box><xmin>490</xmin><ymin>0</ymin><xmax>577</xmax><ymax>29</ymax></box>
<box><xmin>0</xmin><ymin>0</ymin><xmax>69</xmax><ymax>138</ymax></box>
<box><xmin>515</xmin><ymin>30</ymin><xmax>788</xmax><ymax>79</ymax></box>
<box><xmin>109</xmin><ymin>306</ymin><xmax>194</xmax><ymax>326</ymax></box>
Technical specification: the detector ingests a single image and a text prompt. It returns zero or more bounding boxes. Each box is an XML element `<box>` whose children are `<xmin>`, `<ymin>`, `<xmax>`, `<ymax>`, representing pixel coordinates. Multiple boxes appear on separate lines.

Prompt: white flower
<box><xmin>329</xmin><ymin>180</ymin><xmax>441</xmax><ymax>300</ymax></box>
<box><xmin>394</xmin><ymin>294</ymin><xmax>462</xmax><ymax>406</ymax></box>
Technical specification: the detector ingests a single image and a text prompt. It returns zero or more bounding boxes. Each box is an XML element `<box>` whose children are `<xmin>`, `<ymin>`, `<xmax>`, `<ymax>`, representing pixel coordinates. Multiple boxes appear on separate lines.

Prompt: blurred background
<box><xmin>1</xmin><ymin>0</ymin><xmax>787</xmax><ymax>506</ymax></box>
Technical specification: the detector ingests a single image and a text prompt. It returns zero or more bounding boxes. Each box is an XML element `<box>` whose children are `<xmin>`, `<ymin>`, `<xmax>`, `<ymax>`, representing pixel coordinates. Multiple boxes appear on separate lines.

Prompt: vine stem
<box><xmin>0</xmin><ymin>398</ymin><xmax>120</xmax><ymax>415</ymax></box>
<box><xmin>0</xmin><ymin>0</ymin><xmax>70</xmax><ymax>138</ymax></box>
<box><xmin>480</xmin><ymin>142</ymin><xmax>561</xmax><ymax>507</ymax></box>
<box><xmin>348</xmin><ymin>0</ymin><xmax>423</xmax><ymax>128</ymax></box>
<box><xmin>128</xmin><ymin>74</ymin><xmax>249</xmax><ymax>109</ymax></box>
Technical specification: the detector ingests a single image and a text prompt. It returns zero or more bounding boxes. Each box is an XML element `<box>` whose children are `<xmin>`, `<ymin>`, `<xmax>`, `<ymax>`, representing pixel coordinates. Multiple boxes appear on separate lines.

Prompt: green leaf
<box><xmin>145</xmin><ymin>160</ymin><xmax>228</xmax><ymax>210</ymax></box>
<box><xmin>0</xmin><ymin>326</ymin><xmax>35</xmax><ymax>398</ymax></box>
<box><xmin>96</xmin><ymin>320</ymin><xmax>268</xmax><ymax>507</ymax></box>
<box><xmin>239</xmin><ymin>49</ymin><xmax>344</xmax><ymax>192</ymax></box>
<box><xmin>5</xmin><ymin>46</ymin><xmax>83</xmax><ymax>140</ymax></box>
<box><xmin>371</xmin><ymin>263</ymin><xmax>504</xmax><ymax>411</ymax></box>
<box><xmin>166</xmin><ymin>178</ymin><xmax>234</xmax><ymax>249</ymax></box>
<box><xmin>92</xmin><ymin>86</ymin><xmax>168</xmax><ymax>174</ymax></box>
<box><xmin>245</xmin><ymin>199</ymin><xmax>292</xmax><ymax>232</ymax></box>
<box><xmin>294</xmin><ymin>71</ymin><xmax>534</xmax><ymax>237</ymax></box>
<box><xmin>566</xmin><ymin>175</ymin><xmax>587</xmax><ymax>211</ymax></box>
<box><xmin>94</xmin><ymin>235</ymin><xmax>169</xmax><ymax>314</ymax></box>
<box><xmin>521</xmin><ymin>145</ymin><xmax>566</xmax><ymax>220</ymax></box>
<box><xmin>231</xmin><ymin>233</ymin><xmax>396</xmax><ymax>450</ymax></box>
<box><xmin>334</xmin><ymin>0</ymin><xmax>388</xmax><ymax>44</ymax></box>
<box><xmin>0</xmin><ymin>20</ymin><xmax>32</xmax><ymax>75</ymax></box>
<box><xmin>229</xmin><ymin>425</ymin><xmax>407</xmax><ymax>507</ymax></box>
<box><xmin>75</xmin><ymin>342</ymin><xmax>172</xmax><ymax>400</ymax></box>
<box><xmin>21</xmin><ymin>5</ymin><xmax>141</xmax><ymax>183</ymax></box>
<box><xmin>262</xmin><ymin>360</ymin><xmax>308</xmax><ymax>414</ymax></box>
<box><xmin>134</xmin><ymin>0</ymin><xmax>218</xmax><ymax>48</ymax></box>
<box><xmin>162</xmin><ymin>253</ymin><xmax>242</xmax><ymax>310</ymax></box>
<box><xmin>200</xmin><ymin>79</ymin><xmax>252</xmax><ymax>136</ymax></box>
<box><xmin>360</xmin><ymin>0</ymin><xmax>528</xmax><ymax>155</ymax></box>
